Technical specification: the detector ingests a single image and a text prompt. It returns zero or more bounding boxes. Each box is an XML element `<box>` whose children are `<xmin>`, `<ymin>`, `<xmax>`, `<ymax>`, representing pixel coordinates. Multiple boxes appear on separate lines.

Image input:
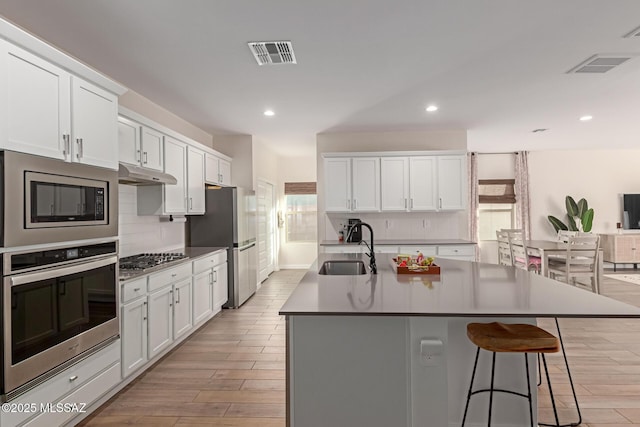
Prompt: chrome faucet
<box><xmin>346</xmin><ymin>221</ymin><xmax>377</xmax><ymax>274</ymax></box>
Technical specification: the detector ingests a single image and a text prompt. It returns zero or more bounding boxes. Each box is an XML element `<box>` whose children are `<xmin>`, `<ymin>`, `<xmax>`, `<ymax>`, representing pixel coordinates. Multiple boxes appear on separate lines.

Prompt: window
<box><xmin>284</xmin><ymin>182</ymin><xmax>317</xmax><ymax>243</ymax></box>
<box><xmin>478</xmin><ymin>179</ymin><xmax>516</xmax><ymax>240</ymax></box>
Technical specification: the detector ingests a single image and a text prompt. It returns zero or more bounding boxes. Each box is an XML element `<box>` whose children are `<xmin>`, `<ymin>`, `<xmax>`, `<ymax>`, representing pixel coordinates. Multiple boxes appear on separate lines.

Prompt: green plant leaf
<box><xmin>567</xmin><ymin>215</ymin><xmax>578</xmax><ymax>231</ymax></box>
<box><xmin>548</xmin><ymin>215</ymin><xmax>568</xmax><ymax>232</ymax></box>
<box><xmin>566</xmin><ymin>196</ymin><xmax>578</xmax><ymax>217</ymax></box>
<box><xmin>577</xmin><ymin>198</ymin><xmax>588</xmax><ymax>218</ymax></box>
<box><xmin>582</xmin><ymin>208</ymin><xmax>594</xmax><ymax>232</ymax></box>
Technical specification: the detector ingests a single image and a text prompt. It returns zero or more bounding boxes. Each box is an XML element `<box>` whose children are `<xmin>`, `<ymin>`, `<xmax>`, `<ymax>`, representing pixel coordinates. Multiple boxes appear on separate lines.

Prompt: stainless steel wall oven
<box><xmin>0</xmin><ymin>150</ymin><xmax>118</xmax><ymax>247</ymax></box>
<box><xmin>1</xmin><ymin>241</ymin><xmax>119</xmax><ymax>400</ymax></box>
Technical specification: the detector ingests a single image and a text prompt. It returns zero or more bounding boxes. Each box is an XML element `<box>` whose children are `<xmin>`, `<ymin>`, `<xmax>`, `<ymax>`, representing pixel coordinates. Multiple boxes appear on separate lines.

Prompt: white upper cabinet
<box><xmin>163</xmin><ymin>137</ymin><xmax>187</xmax><ymax>214</ymax></box>
<box><xmin>437</xmin><ymin>155</ymin><xmax>466</xmax><ymax>210</ymax></box>
<box><xmin>187</xmin><ymin>147</ymin><xmax>205</xmax><ymax>214</ymax></box>
<box><xmin>0</xmin><ymin>40</ymin><xmax>69</xmax><ymax>160</ymax></box>
<box><xmin>325</xmin><ymin>152</ymin><xmax>466</xmax><ymax>214</ymax></box>
<box><xmin>409</xmin><ymin>156</ymin><xmax>438</xmax><ymax>211</ymax></box>
<box><xmin>0</xmin><ymin>41</ymin><xmax>119</xmax><ymax>169</ymax></box>
<box><xmin>381</xmin><ymin>157</ymin><xmax>409</xmax><ymax>211</ymax></box>
<box><xmin>205</xmin><ymin>153</ymin><xmax>232</xmax><ymax>186</ymax></box>
<box><xmin>324</xmin><ymin>157</ymin><xmax>352</xmax><ymax>212</ymax></box>
<box><xmin>351</xmin><ymin>157</ymin><xmax>380</xmax><ymax>212</ymax></box>
<box><xmin>140</xmin><ymin>126</ymin><xmax>164</xmax><ymax>171</ymax></box>
<box><xmin>71</xmin><ymin>77</ymin><xmax>118</xmax><ymax>169</ymax></box>
<box><xmin>118</xmin><ymin>118</ymin><xmax>164</xmax><ymax>172</ymax></box>
<box><xmin>118</xmin><ymin>116</ymin><xmax>141</xmax><ymax>166</ymax></box>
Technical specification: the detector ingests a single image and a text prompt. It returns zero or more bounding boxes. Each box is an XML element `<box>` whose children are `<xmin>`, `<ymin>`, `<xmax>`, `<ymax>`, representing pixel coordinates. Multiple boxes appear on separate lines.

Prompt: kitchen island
<box><xmin>280</xmin><ymin>255</ymin><xmax>640</xmax><ymax>427</ymax></box>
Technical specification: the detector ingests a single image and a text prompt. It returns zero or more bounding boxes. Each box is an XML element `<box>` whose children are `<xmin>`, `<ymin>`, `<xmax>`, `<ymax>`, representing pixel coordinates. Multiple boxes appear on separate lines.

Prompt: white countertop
<box><xmin>279</xmin><ymin>254</ymin><xmax>640</xmax><ymax>318</ymax></box>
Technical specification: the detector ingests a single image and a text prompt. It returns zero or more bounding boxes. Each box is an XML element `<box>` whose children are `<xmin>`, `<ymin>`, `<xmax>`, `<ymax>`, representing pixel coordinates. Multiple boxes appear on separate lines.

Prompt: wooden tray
<box><xmin>392</xmin><ymin>258</ymin><xmax>441</xmax><ymax>275</ymax></box>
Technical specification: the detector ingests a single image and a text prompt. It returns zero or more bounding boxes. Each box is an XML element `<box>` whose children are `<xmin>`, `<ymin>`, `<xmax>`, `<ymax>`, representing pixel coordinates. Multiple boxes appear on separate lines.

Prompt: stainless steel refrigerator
<box><xmin>187</xmin><ymin>186</ymin><xmax>257</xmax><ymax>308</ymax></box>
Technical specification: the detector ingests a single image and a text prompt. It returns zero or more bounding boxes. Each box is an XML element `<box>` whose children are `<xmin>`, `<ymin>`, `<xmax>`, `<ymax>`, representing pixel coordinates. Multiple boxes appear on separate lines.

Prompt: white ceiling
<box><xmin>2</xmin><ymin>0</ymin><xmax>640</xmax><ymax>157</ymax></box>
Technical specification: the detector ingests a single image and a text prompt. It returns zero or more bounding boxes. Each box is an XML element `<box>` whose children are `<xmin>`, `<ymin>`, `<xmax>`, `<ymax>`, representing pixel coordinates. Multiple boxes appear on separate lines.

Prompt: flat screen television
<box><xmin>623</xmin><ymin>194</ymin><xmax>640</xmax><ymax>229</ymax></box>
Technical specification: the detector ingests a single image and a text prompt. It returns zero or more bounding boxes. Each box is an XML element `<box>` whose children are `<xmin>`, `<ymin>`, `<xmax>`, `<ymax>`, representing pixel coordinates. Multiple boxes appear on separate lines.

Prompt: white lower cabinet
<box><xmin>437</xmin><ymin>245</ymin><xmax>476</xmax><ymax>261</ymax></box>
<box><xmin>121</xmin><ymin>296</ymin><xmax>148</xmax><ymax>379</ymax></box>
<box><xmin>173</xmin><ymin>278</ymin><xmax>193</xmax><ymax>339</ymax></box>
<box><xmin>213</xmin><ymin>261</ymin><xmax>229</xmax><ymax>311</ymax></box>
<box><xmin>147</xmin><ymin>285</ymin><xmax>174</xmax><ymax>360</ymax></box>
<box><xmin>193</xmin><ymin>270</ymin><xmax>213</xmax><ymax>325</ymax></box>
<box><xmin>0</xmin><ymin>340</ymin><xmax>120</xmax><ymax>427</ymax></box>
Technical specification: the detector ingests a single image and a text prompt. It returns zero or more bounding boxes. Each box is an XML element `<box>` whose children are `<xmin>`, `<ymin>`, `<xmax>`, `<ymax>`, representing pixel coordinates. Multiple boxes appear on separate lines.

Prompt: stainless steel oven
<box><xmin>1</xmin><ymin>241</ymin><xmax>119</xmax><ymax>400</ymax></box>
<box><xmin>1</xmin><ymin>150</ymin><xmax>118</xmax><ymax>247</ymax></box>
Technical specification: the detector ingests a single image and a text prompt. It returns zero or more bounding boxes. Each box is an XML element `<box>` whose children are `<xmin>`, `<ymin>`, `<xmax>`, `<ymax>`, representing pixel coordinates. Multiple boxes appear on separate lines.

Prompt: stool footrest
<box><xmin>470</xmin><ymin>387</ymin><xmax>530</xmax><ymax>400</ymax></box>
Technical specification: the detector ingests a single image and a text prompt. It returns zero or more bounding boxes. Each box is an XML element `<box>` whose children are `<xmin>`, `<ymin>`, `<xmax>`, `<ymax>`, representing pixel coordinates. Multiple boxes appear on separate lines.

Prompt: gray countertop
<box><xmin>320</xmin><ymin>239</ymin><xmax>475</xmax><ymax>246</ymax></box>
<box><xmin>119</xmin><ymin>246</ymin><xmax>227</xmax><ymax>282</ymax></box>
<box><xmin>279</xmin><ymin>254</ymin><xmax>640</xmax><ymax>318</ymax></box>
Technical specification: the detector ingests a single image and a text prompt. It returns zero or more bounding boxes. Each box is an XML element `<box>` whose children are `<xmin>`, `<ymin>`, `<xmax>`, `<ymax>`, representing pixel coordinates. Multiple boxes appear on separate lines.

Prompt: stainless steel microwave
<box><xmin>1</xmin><ymin>151</ymin><xmax>118</xmax><ymax>247</ymax></box>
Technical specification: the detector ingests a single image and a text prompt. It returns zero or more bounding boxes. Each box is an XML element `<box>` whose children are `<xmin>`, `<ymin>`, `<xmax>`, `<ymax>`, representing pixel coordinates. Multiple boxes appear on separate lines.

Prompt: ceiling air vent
<box><xmin>567</xmin><ymin>54</ymin><xmax>635</xmax><ymax>74</ymax></box>
<box><xmin>248</xmin><ymin>41</ymin><xmax>297</xmax><ymax>65</ymax></box>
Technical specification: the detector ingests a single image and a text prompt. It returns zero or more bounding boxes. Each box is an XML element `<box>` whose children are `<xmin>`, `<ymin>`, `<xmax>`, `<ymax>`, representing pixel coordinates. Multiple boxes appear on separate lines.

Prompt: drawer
<box><xmin>121</xmin><ymin>277</ymin><xmax>147</xmax><ymax>304</ymax></box>
<box><xmin>399</xmin><ymin>246</ymin><xmax>437</xmax><ymax>256</ymax></box>
<box><xmin>193</xmin><ymin>250</ymin><xmax>227</xmax><ymax>273</ymax></box>
<box><xmin>437</xmin><ymin>245</ymin><xmax>475</xmax><ymax>256</ymax></box>
<box><xmin>374</xmin><ymin>245</ymin><xmax>399</xmax><ymax>254</ymax></box>
<box><xmin>24</xmin><ymin>363</ymin><xmax>121</xmax><ymax>427</ymax></box>
<box><xmin>148</xmin><ymin>263</ymin><xmax>192</xmax><ymax>292</ymax></box>
<box><xmin>0</xmin><ymin>339</ymin><xmax>120</xmax><ymax>427</ymax></box>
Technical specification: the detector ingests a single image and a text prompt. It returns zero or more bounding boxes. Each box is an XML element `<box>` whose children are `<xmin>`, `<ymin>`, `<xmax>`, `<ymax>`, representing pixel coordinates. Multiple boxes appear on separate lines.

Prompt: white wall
<box><xmin>118</xmin><ymin>185</ymin><xmax>185</xmax><ymax>257</ymax></box>
<box><xmin>529</xmin><ymin>149</ymin><xmax>640</xmax><ymax>240</ymax></box>
<box><xmin>212</xmin><ymin>134</ymin><xmax>253</xmax><ymax>189</ymax></box>
<box><xmin>278</xmin><ymin>155</ymin><xmax>318</xmax><ymax>269</ymax></box>
<box><xmin>316</xmin><ymin>130</ymin><xmax>469</xmax><ymax>243</ymax></box>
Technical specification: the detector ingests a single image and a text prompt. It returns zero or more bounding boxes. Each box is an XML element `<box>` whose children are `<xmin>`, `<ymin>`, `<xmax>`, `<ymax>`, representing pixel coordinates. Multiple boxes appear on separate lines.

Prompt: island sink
<box><xmin>318</xmin><ymin>260</ymin><xmax>367</xmax><ymax>275</ymax></box>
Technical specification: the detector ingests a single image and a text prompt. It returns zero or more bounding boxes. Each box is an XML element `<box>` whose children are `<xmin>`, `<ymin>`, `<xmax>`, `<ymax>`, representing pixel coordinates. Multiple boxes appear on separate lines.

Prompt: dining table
<box><xmin>526</xmin><ymin>239</ymin><xmax>604</xmax><ymax>290</ymax></box>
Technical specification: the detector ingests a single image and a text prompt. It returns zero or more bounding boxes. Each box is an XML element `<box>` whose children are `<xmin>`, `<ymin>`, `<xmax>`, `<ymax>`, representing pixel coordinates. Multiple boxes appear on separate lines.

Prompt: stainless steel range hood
<box><xmin>118</xmin><ymin>163</ymin><xmax>177</xmax><ymax>185</ymax></box>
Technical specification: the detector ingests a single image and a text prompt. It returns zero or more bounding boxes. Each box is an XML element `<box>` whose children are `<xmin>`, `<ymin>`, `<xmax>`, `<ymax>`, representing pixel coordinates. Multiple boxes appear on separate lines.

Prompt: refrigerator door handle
<box><xmin>239</xmin><ymin>242</ymin><xmax>256</xmax><ymax>252</ymax></box>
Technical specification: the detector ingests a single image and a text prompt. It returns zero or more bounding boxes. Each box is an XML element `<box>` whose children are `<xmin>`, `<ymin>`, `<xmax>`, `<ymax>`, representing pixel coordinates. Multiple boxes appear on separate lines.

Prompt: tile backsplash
<box><xmin>324</xmin><ymin>211</ymin><xmax>468</xmax><ymax>242</ymax></box>
<box><xmin>118</xmin><ymin>185</ymin><xmax>185</xmax><ymax>256</ymax></box>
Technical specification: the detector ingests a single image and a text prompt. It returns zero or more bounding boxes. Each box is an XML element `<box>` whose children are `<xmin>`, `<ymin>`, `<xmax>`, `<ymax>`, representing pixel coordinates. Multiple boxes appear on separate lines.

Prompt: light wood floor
<box><xmin>79</xmin><ymin>269</ymin><xmax>640</xmax><ymax>427</ymax></box>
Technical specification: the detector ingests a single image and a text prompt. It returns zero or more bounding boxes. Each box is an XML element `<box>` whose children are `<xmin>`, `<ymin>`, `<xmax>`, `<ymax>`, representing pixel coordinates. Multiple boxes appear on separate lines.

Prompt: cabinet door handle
<box><xmin>176</xmin><ymin>288</ymin><xmax>181</xmax><ymax>304</ymax></box>
<box><xmin>439</xmin><ymin>198</ymin><xmax>442</xmax><ymax>209</ymax></box>
<box><xmin>209</xmin><ymin>272</ymin><xmax>213</xmax><ymax>285</ymax></box>
<box><xmin>219</xmin><ymin>173</ymin><xmax>222</xmax><ymax>183</ymax></box>
<box><xmin>69</xmin><ymin>375</ymin><xmax>78</xmax><ymax>382</ymax></box>
<box><xmin>189</xmin><ymin>198</ymin><xmax>193</xmax><ymax>210</ymax></box>
<box><xmin>347</xmin><ymin>199</ymin><xmax>350</xmax><ymax>210</ymax></box>
<box><xmin>76</xmin><ymin>138</ymin><xmax>83</xmax><ymax>159</ymax></box>
<box><xmin>353</xmin><ymin>199</ymin><xmax>357</xmax><ymax>209</ymax></box>
<box><xmin>133</xmin><ymin>287</ymin><xmax>141</xmax><ymax>292</ymax></box>
<box><xmin>143</xmin><ymin>301</ymin><xmax>147</xmax><ymax>320</ymax></box>
<box><xmin>410</xmin><ymin>198</ymin><xmax>413</xmax><ymax>209</ymax></box>
<box><xmin>143</xmin><ymin>151</ymin><xmax>148</xmax><ymax>164</ymax></box>
<box><xmin>404</xmin><ymin>198</ymin><xmax>407</xmax><ymax>209</ymax></box>
<box><xmin>213</xmin><ymin>270</ymin><xmax>218</xmax><ymax>283</ymax></box>
<box><xmin>137</xmin><ymin>149</ymin><xmax>141</xmax><ymax>162</ymax></box>
<box><xmin>62</xmin><ymin>134</ymin><xmax>70</xmax><ymax>159</ymax></box>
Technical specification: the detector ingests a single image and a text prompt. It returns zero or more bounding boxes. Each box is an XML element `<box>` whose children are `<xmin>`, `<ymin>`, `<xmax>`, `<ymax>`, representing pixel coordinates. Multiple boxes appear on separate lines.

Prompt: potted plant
<box><xmin>548</xmin><ymin>196</ymin><xmax>594</xmax><ymax>232</ymax></box>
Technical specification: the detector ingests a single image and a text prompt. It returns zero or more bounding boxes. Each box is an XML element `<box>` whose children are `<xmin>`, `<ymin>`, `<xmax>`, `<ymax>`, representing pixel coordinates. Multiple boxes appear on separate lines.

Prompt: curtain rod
<box><xmin>471</xmin><ymin>152</ymin><xmax>521</xmax><ymax>155</ymax></box>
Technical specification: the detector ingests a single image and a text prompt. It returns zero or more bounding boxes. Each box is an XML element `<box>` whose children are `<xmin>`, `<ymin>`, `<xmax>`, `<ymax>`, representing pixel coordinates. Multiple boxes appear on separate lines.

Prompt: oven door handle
<box><xmin>10</xmin><ymin>255</ymin><xmax>117</xmax><ymax>287</ymax></box>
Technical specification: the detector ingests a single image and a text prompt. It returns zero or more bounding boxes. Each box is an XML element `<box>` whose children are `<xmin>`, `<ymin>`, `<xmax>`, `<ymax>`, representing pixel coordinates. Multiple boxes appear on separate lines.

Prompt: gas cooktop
<box><xmin>119</xmin><ymin>252</ymin><xmax>188</xmax><ymax>277</ymax></box>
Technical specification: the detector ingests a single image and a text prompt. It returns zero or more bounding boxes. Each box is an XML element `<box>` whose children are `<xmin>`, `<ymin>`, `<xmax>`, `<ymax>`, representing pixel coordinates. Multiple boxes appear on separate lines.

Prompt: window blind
<box><xmin>478</xmin><ymin>179</ymin><xmax>516</xmax><ymax>204</ymax></box>
<box><xmin>284</xmin><ymin>182</ymin><xmax>316</xmax><ymax>195</ymax></box>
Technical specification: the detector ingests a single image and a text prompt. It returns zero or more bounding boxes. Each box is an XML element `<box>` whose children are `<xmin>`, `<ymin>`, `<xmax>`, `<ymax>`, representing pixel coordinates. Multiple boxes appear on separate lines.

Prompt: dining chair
<box><xmin>556</xmin><ymin>230</ymin><xmax>577</xmax><ymax>243</ymax></box>
<box><xmin>508</xmin><ymin>231</ymin><xmax>542</xmax><ymax>274</ymax></box>
<box><xmin>548</xmin><ymin>234</ymin><xmax>600</xmax><ymax>294</ymax></box>
<box><xmin>496</xmin><ymin>229</ymin><xmax>514</xmax><ymax>266</ymax></box>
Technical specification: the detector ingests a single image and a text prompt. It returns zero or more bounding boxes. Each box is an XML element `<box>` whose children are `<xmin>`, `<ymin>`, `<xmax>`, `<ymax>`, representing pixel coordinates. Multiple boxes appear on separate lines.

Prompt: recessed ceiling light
<box><xmin>264</xmin><ymin>110</ymin><xmax>275</xmax><ymax>117</ymax></box>
<box><xmin>579</xmin><ymin>115</ymin><xmax>593</xmax><ymax>121</ymax></box>
<box><xmin>425</xmin><ymin>105</ymin><xmax>438</xmax><ymax>112</ymax></box>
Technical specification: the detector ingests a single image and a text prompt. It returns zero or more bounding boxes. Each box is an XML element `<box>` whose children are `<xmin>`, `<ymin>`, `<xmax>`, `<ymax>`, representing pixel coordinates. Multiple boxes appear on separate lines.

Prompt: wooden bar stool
<box><xmin>461</xmin><ymin>322</ymin><xmax>565</xmax><ymax>427</ymax></box>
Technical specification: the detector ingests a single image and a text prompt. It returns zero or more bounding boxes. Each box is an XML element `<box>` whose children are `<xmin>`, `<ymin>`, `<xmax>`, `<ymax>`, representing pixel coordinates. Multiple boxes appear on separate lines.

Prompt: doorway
<box><xmin>257</xmin><ymin>179</ymin><xmax>276</xmax><ymax>282</ymax></box>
